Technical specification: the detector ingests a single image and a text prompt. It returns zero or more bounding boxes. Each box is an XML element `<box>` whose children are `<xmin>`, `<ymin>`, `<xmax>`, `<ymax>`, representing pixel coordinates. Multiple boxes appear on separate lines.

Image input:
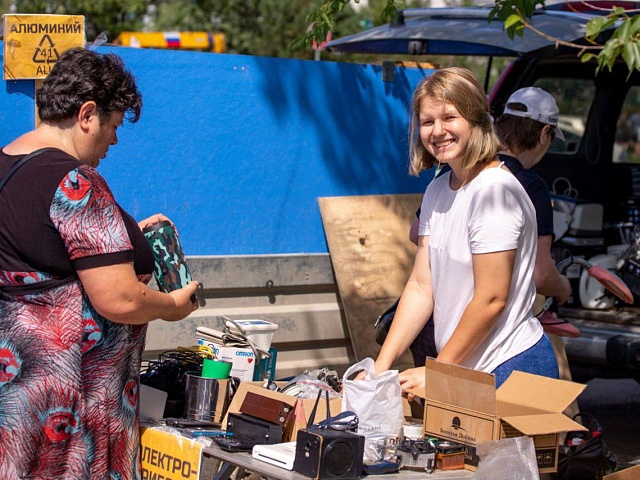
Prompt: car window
<box><xmin>533</xmin><ymin>77</ymin><xmax>594</xmax><ymax>155</ymax></box>
<box><xmin>614</xmin><ymin>86</ymin><xmax>640</xmax><ymax>164</ymax></box>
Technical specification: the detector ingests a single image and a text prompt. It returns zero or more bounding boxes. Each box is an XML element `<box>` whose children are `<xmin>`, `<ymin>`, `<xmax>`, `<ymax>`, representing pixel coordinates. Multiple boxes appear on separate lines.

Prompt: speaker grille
<box><xmin>323</xmin><ymin>440</ymin><xmax>355</xmax><ymax>477</ymax></box>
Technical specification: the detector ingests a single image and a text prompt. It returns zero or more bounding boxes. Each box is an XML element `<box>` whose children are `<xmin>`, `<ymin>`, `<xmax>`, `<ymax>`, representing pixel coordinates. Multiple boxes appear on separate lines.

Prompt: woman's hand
<box><xmin>163</xmin><ymin>280</ymin><xmax>200</xmax><ymax>321</ymax></box>
<box><xmin>78</xmin><ymin>263</ymin><xmax>199</xmax><ymax>325</ymax></box>
<box><xmin>138</xmin><ymin>213</ymin><xmax>171</xmax><ymax>230</ymax></box>
<box><xmin>398</xmin><ymin>366</ymin><xmax>426</xmax><ymax>402</ymax></box>
<box><xmin>353</xmin><ymin>370</ymin><xmax>367</xmax><ymax>380</ymax></box>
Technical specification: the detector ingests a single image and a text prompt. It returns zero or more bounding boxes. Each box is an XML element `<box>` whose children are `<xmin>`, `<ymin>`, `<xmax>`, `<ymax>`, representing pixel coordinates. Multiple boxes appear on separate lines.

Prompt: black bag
<box><xmin>374</xmin><ymin>299</ymin><xmax>399</xmax><ymax>346</ymax></box>
<box><xmin>556</xmin><ymin>413</ymin><xmax>617</xmax><ymax>480</ymax></box>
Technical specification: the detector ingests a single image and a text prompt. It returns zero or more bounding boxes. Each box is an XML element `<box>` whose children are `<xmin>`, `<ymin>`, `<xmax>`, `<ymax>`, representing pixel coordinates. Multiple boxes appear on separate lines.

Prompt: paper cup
<box><xmin>201</xmin><ymin>358</ymin><xmax>232</xmax><ymax>379</ymax></box>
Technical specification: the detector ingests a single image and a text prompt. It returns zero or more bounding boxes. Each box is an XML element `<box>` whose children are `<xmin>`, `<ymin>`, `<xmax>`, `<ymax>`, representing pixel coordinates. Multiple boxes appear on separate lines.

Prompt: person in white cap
<box><xmin>494</xmin><ymin>86</ymin><xmax>572</xmax><ymax>306</ymax></box>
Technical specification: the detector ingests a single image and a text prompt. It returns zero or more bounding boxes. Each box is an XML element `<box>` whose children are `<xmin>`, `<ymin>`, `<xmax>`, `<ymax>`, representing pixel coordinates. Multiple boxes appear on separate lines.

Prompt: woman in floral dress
<box><xmin>0</xmin><ymin>47</ymin><xmax>199</xmax><ymax>479</ymax></box>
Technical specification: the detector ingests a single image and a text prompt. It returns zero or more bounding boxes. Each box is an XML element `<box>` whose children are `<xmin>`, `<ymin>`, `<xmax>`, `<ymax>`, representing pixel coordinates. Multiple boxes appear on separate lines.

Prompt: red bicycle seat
<box><xmin>537</xmin><ymin>311</ymin><xmax>581</xmax><ymax>338</ymax></box>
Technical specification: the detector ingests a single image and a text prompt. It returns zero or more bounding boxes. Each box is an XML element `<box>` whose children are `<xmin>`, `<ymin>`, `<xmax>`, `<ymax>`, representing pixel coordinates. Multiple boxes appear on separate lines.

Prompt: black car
<box><xmin>326</xmin><ymin>3</ymin><xmax>640</xmax><ymax>382</ymax></box>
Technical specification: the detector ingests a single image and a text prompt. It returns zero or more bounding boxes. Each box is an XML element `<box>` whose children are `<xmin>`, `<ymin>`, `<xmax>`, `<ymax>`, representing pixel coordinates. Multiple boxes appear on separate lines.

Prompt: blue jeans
<box><xmin>491</xmin><ymin>334</ymin><xmax>559</xmax><ymax>388</ymax></box>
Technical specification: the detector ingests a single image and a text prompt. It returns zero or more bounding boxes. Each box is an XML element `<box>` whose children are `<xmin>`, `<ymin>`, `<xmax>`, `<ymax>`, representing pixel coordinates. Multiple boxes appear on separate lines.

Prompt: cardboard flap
<box><xmin>496</xmin><ymin>371</ymin><xmax>586</xmax><ymax>413</ymax></box>
<box><xmin>502</xmin><ymin>413</ymin><xmax>587</xmax><ymax>435</ymax></box>
<box><xmin>497</xmin><ymin>399</ymin><xmax>548</xmax><ymax>417</ymax></box>
<box><xmin>425</xmin><ymin>359</ymin><xmax>497</xmax><ymax>415</ymax></box>
<box><xmin>603</xmin><ymin>464</ymin><xmax>640</xmax><ymax>480</ymax></box>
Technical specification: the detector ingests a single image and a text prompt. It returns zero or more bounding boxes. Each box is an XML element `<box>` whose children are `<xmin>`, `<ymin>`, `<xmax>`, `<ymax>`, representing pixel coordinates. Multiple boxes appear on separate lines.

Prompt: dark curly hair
<box><xmin>36</xmin><ymin>47</ymin><xmax>142</xmax><ymax>124</ymax></box>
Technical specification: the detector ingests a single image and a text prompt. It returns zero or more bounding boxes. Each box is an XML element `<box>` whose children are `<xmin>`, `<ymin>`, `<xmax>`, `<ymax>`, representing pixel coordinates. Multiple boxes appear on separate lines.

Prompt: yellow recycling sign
<box><xmin>3</xmin><ymin>14</ymin><xmax>85</xmax><ymax>80</ymax></box>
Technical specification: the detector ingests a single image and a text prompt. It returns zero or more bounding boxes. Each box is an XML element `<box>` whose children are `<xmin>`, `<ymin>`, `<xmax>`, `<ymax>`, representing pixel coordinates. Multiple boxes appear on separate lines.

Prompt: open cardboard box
<box><xmin>407</xmin><ymin>359</ymin><xmax>587</xmax><ymax>474</ymax></box>
<box><xmin>222</xmin><ymin>381</ymin><xmax>343</xmax><ymax>442</ymax></box>
<box><xmin>603</xmin><ymin>464</ymin><xmax>640</xmax><ymax>479</ymax></box>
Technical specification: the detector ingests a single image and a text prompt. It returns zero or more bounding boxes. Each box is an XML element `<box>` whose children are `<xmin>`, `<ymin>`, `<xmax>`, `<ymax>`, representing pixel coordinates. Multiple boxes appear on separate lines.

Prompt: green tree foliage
<box><xmin>0</xmin><ymin>0</ymin><xmax>361</xmax><ymax>60</ymax></box>
<box><xmin>489</xmin><ymin>0</ymin><xmax>640</xmax><ymax>73</ymax></box>
<box><xmin>295</xmin><ymin>0</ymin><xmax>399</xmax><ymax>51</ymax></box>
<box><xmin>199</xmin><ymin>0</ymin><xmax>360</xmax><ymax>58</ymax></box>
<box><xmin>307</xmin><ymin>0</ymin><xmax>640</xmax><ymax>73</ymax></box>
<box><xmin>153</xmin><ymin>1</ymin><xmax>212</xmax><ymax>32</ymax></box>
<box><xmin>6</xmin><ymin>0</ymin><xmax>148</xmax><ymax>39</ymax></box>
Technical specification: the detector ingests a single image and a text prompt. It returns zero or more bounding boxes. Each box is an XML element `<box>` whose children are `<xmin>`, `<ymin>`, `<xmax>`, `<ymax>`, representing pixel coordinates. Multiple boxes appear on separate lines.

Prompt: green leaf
<box><xmin>615</xmin><ymin>18</ymin><xmax>633</xmax><ymax>42</ymax></box>
<box><xmin>622</xmin><ymin>41</ymin><xmax>635</xmax><ymax>68</ymax></box>
<box><xmin>629</xmin><ymin>15</ymin><xmax>640</xmax><ymax>36</ymax></box>
<box><xmin>611</xmin><ymin>6</ymin><xmax>626</xmax><ymax>17</ymax></box>
<box><xmin>522</xmin><ymin>0</ymin><xmax>538</xmax><ymax>17</ymax></box>
<box><xmin>586</xmin><ymin>17</ymin><xmax>606</xmax><ymax>38</ymax></box>
<box><xmin>630</xmin><ymin>41</ymin><xmax>640</xmax><ymax>73</ymax></box>
<box><xmin>504</xmin><ymin>13</ymin><xmax>523</xmax><ymax>29</ymax></box>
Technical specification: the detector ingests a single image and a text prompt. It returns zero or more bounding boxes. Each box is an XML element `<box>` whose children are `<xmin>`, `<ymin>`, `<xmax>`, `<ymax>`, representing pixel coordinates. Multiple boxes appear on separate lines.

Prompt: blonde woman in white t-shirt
<box><xmin>374</xmin><ymin>67</ymin><xmax>558</xmax><ymax>394</ymax></box>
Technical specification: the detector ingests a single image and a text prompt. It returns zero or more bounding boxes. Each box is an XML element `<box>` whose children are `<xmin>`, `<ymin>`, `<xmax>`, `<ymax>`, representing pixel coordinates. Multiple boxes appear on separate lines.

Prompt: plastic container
<box><xmin>142</xmin><ymin>220</ymin><xmax>196</xmax><ymax>303</ymax></box>
<box><xmin>201</xmin><ymin>358</ymin><xmax>232</xmax><ymax>379</ymax></box>
<box><xmin>225</xmin><ymin>319</ymin><xmax>278</xmax><ymax>353</ymax></box>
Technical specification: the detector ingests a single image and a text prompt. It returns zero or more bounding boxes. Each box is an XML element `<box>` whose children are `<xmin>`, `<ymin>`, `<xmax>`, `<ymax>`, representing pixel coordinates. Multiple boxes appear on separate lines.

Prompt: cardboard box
<box><xmin>407</xmin><ymin>359</ymin><xmax>587</xmax><ymax>474</ymax></box>
<box><xmin>222</xmin><ymin>382</ymin><xmax>342</xmax><ymax>442</ymax></box>
<box><xmin>603</xmin><ymin>465</ymin><xmax>640</xmax><ymax>480</ymax></box>
<box><xmin>253</xmin><ymin>347</ymin><xmax>278</xmax><ymax>381</ymax></box>
<box><xmin>217</xmin><ymin>346</ymin><xmax>256</xmax><ymax>381</ymax></box>
<box><xmin>197</xmin><ymin>338</ymin><xmax>256</xmax><ymax>382</ymax></box>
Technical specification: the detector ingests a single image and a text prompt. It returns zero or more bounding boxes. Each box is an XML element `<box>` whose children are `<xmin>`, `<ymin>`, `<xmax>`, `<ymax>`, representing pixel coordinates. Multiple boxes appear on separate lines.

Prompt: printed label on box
<box><xmin>218</xmin><ymin>346</ymin><xmax>255</xmax><ymax>382</ymax></box>
<box><xmin>537</xmin><ymin>448</ymin><xmax>558</xmax><ymax>469</ymax></box>
<box><xmin>253</xmin><ymin>348</ymin><xmax>277</xmax><ymax>381</ymax></box>
<box><xmin>196</xmin><ymin>340</ymin><xmax>256</xmax><ymax>381</ymax></box>
<box><xmin>424</xmin><ymin>403</ymin><xmax>497</xmax><ymax>445</ymax></box>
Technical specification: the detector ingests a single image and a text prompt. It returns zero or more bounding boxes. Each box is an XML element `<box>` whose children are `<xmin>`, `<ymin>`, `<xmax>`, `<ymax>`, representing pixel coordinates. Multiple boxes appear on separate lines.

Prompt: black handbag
<box><xmin>374</xmin><ymin>298</ymin><xmax>399</xmax><ymax>346</ymax></box>
<box><xmin>556</xmin><ymin>412</ymin><xmax>617</xmax><ymax>480</ymax></box>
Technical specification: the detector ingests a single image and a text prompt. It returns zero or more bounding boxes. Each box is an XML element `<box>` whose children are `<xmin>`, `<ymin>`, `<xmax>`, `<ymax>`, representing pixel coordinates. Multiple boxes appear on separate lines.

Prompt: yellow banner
<box><xmin>140</xmin><ymin>427</ymin><xmax>203</xmax><ymax>480</ymax></box>
<box><xmin>3</xmin><ymin>14</ymin><xmax>85</xmax><ymax>80</ymax></box>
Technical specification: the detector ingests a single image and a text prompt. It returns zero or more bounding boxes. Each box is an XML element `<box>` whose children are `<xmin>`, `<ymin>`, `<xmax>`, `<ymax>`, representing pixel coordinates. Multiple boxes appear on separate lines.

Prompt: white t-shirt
<box><xmin>418</xmin><ymin>165</ymin><xmax>543</xmax><ymax>372</ymax></box>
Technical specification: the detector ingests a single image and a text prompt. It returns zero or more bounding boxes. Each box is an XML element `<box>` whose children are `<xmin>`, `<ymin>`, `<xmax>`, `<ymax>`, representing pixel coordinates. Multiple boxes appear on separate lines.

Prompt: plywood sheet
<box><xmin>318</xmin><ymin>193</ymin><xmax>423</xmax><ymax>365</ymax></box>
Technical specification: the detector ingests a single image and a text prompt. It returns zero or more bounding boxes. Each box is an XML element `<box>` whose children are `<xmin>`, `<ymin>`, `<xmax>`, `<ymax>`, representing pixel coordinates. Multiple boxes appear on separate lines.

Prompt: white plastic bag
<box><xmin>341</xmin><ymin>357</ymin><xmax>404</xmax><ymax>464</ymax></box>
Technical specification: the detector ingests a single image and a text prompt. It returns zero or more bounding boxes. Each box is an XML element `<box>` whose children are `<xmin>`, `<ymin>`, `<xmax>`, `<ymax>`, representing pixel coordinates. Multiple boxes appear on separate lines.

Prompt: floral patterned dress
<box><xmin>0</xmin><ymin>148</ymin><xmax>154</xmax><ymax>479</ymax></box>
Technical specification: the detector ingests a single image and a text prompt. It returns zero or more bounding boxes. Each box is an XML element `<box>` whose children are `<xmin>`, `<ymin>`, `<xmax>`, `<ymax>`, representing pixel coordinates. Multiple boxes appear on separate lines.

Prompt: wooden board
<box><xmin>318</xmin><ymin>193</ymin><xmax>423</xmax><ymax>365</ymax></box>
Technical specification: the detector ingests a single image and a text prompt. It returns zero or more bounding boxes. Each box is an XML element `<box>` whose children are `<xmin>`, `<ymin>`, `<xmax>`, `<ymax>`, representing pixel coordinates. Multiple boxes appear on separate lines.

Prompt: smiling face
<box><xmin>408</xmin><ymin>67</ymin><xmax>500</xmax><ymax>177</ymax></box>
<box><xmin>419</xmin><ymin>97</ymin><xmax>472</xmax><ymax>168</ymax></box>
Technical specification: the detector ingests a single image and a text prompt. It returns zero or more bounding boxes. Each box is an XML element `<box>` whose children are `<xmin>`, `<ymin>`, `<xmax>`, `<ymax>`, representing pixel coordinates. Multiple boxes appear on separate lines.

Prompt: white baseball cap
<box><xmin>503</xmin><ymin>87</ymin><xmax>565</xmax><ymax>141</ymax></box>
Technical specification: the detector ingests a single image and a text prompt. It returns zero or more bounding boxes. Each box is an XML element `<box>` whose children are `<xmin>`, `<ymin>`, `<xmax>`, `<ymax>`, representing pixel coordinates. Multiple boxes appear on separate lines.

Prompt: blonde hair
<box><xmin>408</xmin><ymin>67</ymin><xmax>500</xmax><ymax>176</ymax></box>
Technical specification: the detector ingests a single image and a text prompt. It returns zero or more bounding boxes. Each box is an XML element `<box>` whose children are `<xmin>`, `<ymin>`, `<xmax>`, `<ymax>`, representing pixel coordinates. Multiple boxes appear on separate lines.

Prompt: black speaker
<box><xmin>293</xmin><ymin>429</ymin><xmax>365</xmax><ymax>479</ymax></box>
